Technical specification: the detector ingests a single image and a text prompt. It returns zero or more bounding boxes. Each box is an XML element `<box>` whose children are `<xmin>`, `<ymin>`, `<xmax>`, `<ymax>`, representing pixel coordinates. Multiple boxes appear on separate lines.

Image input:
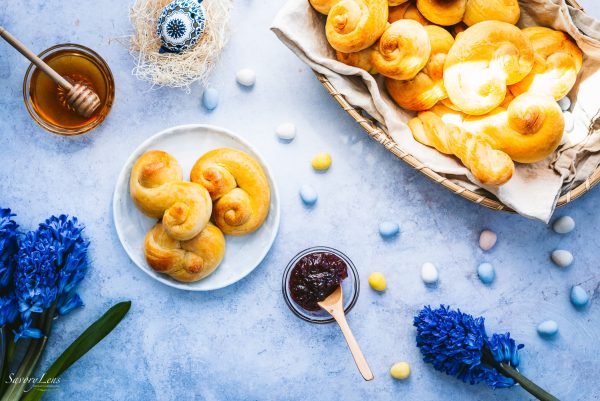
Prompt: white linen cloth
<box><xmin>272</xmin><ymin>0</ymin><xmax>600</xmax><ymax>222</ymax></box>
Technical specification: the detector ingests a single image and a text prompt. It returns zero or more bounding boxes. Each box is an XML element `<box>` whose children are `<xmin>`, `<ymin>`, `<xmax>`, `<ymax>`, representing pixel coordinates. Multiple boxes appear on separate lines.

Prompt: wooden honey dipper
<box><xmin>0</xmin><ymin>26</ymin><xmax>101</xmax><ymax>118</ymax></box>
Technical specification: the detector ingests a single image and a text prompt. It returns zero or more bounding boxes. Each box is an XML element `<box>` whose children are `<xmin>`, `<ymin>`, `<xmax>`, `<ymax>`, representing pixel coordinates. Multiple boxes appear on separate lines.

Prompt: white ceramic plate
<box><xmin>113</xmin><ymin>124</ymin><xmax>280</xmax><ymax>291</ymax></box>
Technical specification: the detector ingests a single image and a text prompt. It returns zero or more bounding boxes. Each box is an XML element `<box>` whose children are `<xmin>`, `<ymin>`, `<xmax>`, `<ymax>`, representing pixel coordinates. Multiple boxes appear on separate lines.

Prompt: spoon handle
<box><xmin>0</xmin><ymin>26</ymin><xmax>73</xmax><ymax>90</ymax></box>
<box><xmin>331</xmin><ymin>311</ymin><xmax>374</xmax><ymax>381</ymax></box>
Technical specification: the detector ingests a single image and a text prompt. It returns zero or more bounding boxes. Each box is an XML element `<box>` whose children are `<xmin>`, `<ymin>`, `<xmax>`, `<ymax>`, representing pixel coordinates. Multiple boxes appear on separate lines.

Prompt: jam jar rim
<box><xmin>22</xmin><ymin>43</ymin><xmax>115</xmax><ymax>136</ymax></box>
<box><xmin>282</xmin><ymin>246</ymin><xmax>360</xmax><ymax>324</ymax></box>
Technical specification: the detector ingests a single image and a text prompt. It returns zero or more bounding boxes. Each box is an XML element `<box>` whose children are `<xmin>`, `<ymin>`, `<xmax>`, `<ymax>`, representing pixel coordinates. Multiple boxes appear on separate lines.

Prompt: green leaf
<box><xmin>20</xmin><ymin>301</ymin><xmax>131</xmax><ymax>401</ymax></box>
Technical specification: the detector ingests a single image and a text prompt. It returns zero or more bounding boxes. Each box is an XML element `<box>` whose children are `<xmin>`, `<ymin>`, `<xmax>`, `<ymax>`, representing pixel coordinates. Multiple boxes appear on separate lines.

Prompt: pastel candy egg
<box><xmin>479</xmin><ymin>230</ymin><xmax>497</xmax><ymax>251</ymax></box>
<box><xmin>390</xmin><ymin>362</ymin><xmax>411</xmax><ymax>380</ymax></box>
<box><xmin>299</xmin><ymin>185</ymin><xmax>318</xmax><ymax>206</ymax></box>
<box><xmin>379</xmin><ymin>222</ymin><xmax>399</xmax><ymax>238</ymax></box>
<box><xmin>421</xmin><ymin>262</ymin><xmax>439</xmax><ymax>285</ymax></box>
<box><xmin>563</xmin><ymin>111</ymin><xmax>574</xmax><ymax>132</ymax></box>
<box><xmin>552</xmin><ymin>216</ymin><xmax>575</xmax><ymax>234</ymax></box>
<box><xmin>570</xmin><ymin>285</ymin><xmax>589</xmax><ymax>308</ymax></box>
<box><xmin>537</xmin><ymin>320</ymin><xmax>559</xmax><ymax>338</ymax></box>
<box><xmin>202</xmin><ymin>88</ymin><xmax>219</xmax><ymax>110</ymax></box>
<box><xmin>368</xmin><ymin>272</ymin><xmax>387</xmax><ymax>291</ymax></box>
<box><xmin>558</xmin><ymin>96</ymin><xmax>571</xmax><ymax>111</ymax></box>
<box><xmin>311</xmin><ymin>152</ymin><xmax>332</xmax><ymax>171</ymax></box>
<box><xmin>477</xmin><ymin>263</ymin><xmax>495</xmax><ymax>285</ymax></box>
<box><xmin>236</xmin><ymin>68</ymin><xmax>256</xmax><ymax>87</ymax></box>
<box><xmin>276</xmin><ymin>123</ymin><xmax>296</xmax><ymax>141</ymax></box>
<box><xmin>551</xmin><ymin>250</ymin><xmax>573</xmax><ymax>268</ymax></box>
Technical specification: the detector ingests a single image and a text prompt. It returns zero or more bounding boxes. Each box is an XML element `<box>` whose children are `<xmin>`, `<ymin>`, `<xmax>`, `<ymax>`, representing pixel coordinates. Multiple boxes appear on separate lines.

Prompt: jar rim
<box><xmin>281</xmin><ymin>246</ymin><xmax>360</xmax><ymax>324</ymax></box>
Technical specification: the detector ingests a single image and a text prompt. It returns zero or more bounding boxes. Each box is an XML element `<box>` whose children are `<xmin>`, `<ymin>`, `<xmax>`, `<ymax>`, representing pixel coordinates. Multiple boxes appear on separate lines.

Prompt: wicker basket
<box><xmin>315</xmin><ymin>0</ymin><xmax>600</xmax><ymax>213</ymax></box>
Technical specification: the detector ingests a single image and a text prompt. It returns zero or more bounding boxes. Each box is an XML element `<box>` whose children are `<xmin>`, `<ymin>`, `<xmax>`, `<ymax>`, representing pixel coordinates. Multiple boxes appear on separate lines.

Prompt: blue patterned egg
<box><xmin>157</xmin><ymin>0</ymin><xmax>206</xmax><ymax>54</ymax></box>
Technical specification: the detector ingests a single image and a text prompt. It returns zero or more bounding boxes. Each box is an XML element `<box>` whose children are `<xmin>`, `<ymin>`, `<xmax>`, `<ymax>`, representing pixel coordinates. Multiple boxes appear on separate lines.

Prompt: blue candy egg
<box><xmin>537</xmin><ymin>320</ymin><xmax>559</xmax><ymax>338</ymax></box>
<box><xmin>202</xmin><ymin>88</ymin><xmax>219</xmax><ymax>110</ymax></box>
<box><xmin>570</xmin><ymin>285</ymin><xmax>589</xmax><ymax>308</ymax></box>
<box><xmin>379</xmin><ymin>221</ymin><xmax>399</xmax><ymax>238</ymax></box>
<box><xmin>157</xmin><ymin>0</ymin><xmax>206</xmax><ymax>54</ymax></box>
<box><xmin>300</xmin><ymin>185</ymin><xmax>317</xmax><ymax>206</ymax></box>
<box><xmin>477</xmin><ymin>263</ymin><xmax>495</xmax><ymax>285</ymax></box>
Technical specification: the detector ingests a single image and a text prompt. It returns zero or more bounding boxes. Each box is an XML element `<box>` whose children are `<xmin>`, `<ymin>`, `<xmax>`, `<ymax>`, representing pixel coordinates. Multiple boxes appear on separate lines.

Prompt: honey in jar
<box><xmin>24</xmin><ymin>44</ymin><xmax>114</xmax><ymax>135</ymax></box>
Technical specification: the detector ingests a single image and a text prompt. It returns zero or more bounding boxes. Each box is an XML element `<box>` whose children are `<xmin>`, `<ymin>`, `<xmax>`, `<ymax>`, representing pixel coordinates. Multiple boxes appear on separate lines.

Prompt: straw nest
<box><xmin>129</xmin><ymin>0</ymin><xmax>232</xmax><ymax>90</ymax></box>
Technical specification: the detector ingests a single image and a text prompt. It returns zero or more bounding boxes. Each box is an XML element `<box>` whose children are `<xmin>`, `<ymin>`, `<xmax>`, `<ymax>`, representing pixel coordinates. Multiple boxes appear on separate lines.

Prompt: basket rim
<box><xmin>314</xmin><ymin>71</ymin><xmax>600</xmax><ymax>213</ymax></box>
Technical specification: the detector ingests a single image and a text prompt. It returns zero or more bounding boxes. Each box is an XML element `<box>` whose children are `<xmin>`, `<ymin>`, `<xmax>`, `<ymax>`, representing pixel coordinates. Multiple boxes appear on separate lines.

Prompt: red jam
<box><xmin>289</xmin><ymin>251</ymin><xmax>348</xmax><ymax>311</ymax></box>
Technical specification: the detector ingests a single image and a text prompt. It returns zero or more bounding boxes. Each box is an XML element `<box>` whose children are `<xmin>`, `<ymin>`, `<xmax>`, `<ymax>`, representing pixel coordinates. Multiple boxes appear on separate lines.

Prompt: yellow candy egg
<box><xmin>311</xmin><ymin>152</ymin><xmax>332</xmax><ymax>171</ymax></box>
<box><xmin>390</xmin><ymin>361</ymin><xmax>411</xmax><ymax>380</ymax></box>
<box><xmin>368</xmin><ymin>272</ymin><xmax>387</xmax><ymax>291</ymax></box>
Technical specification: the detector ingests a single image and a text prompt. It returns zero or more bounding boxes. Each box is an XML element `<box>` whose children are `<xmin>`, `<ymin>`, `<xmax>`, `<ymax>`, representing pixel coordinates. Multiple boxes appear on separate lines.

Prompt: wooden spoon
<box><xmin>0</xmin><ymin>26</ymin><xmax>101</xmax><ymax>118</ymax></box>
<box><xmin>318</xmin><ymin>286</ymin><xmax>374</xmax><ymax>381</ymax></box>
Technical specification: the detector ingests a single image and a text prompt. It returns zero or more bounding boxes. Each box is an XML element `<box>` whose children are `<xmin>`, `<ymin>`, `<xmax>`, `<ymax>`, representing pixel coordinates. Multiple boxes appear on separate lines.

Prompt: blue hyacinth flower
<box><xmin>13</xmin><ymin>215</ymin><xmax>89</xmax><ymax>340</ymax></box>
<box><xmin>414</xmin><ymin>305</ymin><xmax>523</xmax><ymax>389</ymax></box>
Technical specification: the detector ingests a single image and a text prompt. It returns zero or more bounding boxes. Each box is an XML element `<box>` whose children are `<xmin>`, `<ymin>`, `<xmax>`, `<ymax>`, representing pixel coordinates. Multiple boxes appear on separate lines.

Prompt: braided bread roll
<box><xmin>509</xmin><ymin>27</ymin><xmax>583</xmax><ymax>101</ymax></box>
<box><xmin>416</xmin><ymin>0</ymin><xmax>466</xmax><ymax>26</ymax></box>
<box><xmin>389</xmin><ymin>2</ymin><xmax>430</xmax><ymax>25</ymax></box>
<box><xmin>190</xmin><ymin>148</ymin><xmax>271</xmax><ymax>236</ymax></box>
<box><xmin>462</xmin><ymin>92</ymin><xmax>564</xmax><ymax>163</ymax></box>
<box><xmin>309</xmin><ymin>0</ymin><xmax>340</xmax><ymax>14</ymax></box>
<box><xmin>371</xmin><ymin>20</ymin><xmax>431</xmax><ymax>80</ymax></box>
<box><xmin>386</xmin><ymin>25</ymin><xmax>454</xmax><ymax>110</ymax></box>
<box><xmin>144</xmin><ymin>222</ymin><xmax>225</xmax><ymax>283</ymax></box>
<box><xmin>336</xmin><ymin>48</ymin><xmax>378</xmax><ymax>73</ymax></box>
<box><xmin>409</xmin><ymin>110</ymin><xmax>514</xmax><ymax>185</ymax></box>
<box><xmin>130</xmin><ymin>151</ymin><xmax>212</xmax><ymax>241</ymax></box>
<box><xmin>444</xmin><ymin>21</ymin><xmax>534</xmax><ymax>115</ymax></box>
<box><xmin>325</xmin><ymin>0</ymin><xmax>388</xmax><ymax>52</ymax></box>
<box><xmin>463</xmin><ymin>0</ymin><xmax>520</xmax><ymax>26</ymax></box>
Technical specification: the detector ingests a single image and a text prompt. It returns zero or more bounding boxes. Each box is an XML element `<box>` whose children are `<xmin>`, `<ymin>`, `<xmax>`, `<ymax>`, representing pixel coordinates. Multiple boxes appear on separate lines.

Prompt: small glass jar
<box><xmin>282</xmin><ymin>246</ymin><xmax>360</xmax><ymax>324</ymax></box>
<box><xmin>23</xmin><ymin>43</ymin><xmax>115</xmax><ymax>136</ymax></box>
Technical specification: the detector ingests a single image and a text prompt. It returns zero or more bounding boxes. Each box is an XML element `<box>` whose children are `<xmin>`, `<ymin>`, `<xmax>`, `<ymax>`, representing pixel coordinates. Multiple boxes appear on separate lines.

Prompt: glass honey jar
<box><xmin>22</xmin><ymin>43</ymin><xmax>115</xmax><ymax>136</ymax></box>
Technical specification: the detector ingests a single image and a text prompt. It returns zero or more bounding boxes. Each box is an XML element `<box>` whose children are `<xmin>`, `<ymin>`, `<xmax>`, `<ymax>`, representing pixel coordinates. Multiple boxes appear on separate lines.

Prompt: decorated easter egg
<box><xmin>157</xmin><ymin>0</ymin><xmax>206</xmax><ymax>54</ymax></box>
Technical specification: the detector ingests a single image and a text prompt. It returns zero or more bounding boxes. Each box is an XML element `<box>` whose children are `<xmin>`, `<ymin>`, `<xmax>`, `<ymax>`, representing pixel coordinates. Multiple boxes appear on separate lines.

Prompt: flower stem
<box><xmin>0</xmin><ymin>307</ymin><xmax>56</xmax><ymax>401</ymax></box>
<box><xmin>0</xmin><ymin>327</ymin><xmax>16</xmax><ymax>397</ymax></box>
<box><xmin>482</xmin><ymin>346</ymin><xmax>560</xmax><ymax>401</ymax></box>
<box><xmin>0</xmin><ymin>327</ymin><xmax>6</xmax><ymax>397</ymax></box>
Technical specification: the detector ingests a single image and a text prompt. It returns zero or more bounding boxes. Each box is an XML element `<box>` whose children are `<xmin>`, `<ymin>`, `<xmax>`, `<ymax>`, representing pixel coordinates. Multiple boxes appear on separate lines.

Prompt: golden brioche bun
<box><xmin>326</xmin><ymin>0</ymin><xmax>388</xmax><ymax>52</ymax></box>
<box><xmin>443</xmin><ymin>21</ymin><xmax>534</xmax><ymax>115</ymax></box>
<box><xmin>509</xmin><ymin>26</ymin><xmax>583</xmax><ymax>100</ymax></box>
<box><xmin>386</xmin><ymin>25</ymin><xmax>454</xmax><ymax>110</ymax></box>
<box><xmin>463</xmin><ymin>93</ymin><xmax>564</xmax><ymax>163</ymax></box>
<box><xmin>463</xmin><ymin>0</ymin><xmax>520</xmax><ymax>26</ymax></box>
<box><xmin>416</xmin><ymin>0</ymin><xmax>466</xmax><ymax>26</ymax></box>
<box><xmin>336</xmin><ymin>47</ymin><xmax>378</xmax><ymax>73</ymax></box>
<box><xmin>370</xmin><ymin>19</ymin><xmax>431</xmax><ymax>80</ymax></box>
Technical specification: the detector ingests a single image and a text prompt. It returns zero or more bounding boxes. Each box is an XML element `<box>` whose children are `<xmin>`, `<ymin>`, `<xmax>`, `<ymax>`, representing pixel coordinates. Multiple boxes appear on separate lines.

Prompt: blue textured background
<box><xmin>1</xmin><ymin>1</ymin><xmax>599</xmax><ymax>400</ymax></box>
